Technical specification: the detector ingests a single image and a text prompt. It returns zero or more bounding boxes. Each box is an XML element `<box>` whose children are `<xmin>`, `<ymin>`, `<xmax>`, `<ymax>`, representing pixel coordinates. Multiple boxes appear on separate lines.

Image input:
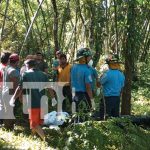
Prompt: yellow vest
<box><xmin>57</xmin><ymin>64</ymin><xmax>71</xmax><ymax>84</ymax></box>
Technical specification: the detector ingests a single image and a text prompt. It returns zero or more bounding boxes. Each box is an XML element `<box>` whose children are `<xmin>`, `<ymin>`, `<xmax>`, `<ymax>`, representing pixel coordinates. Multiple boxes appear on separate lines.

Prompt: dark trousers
<box><xmin>99</xmin><ymin>96</ymin><xmax>120</xmax><ymax>120</ymax></box>
<box><xmin>105</xmin><ymin>96</ymin><xmax>120</xmax><ymax>117</ymax></box>
<box><xmin>62</xmin><ymin>85</ymin><xmax>72</xmax><ymax>112</ymax></box>
<box><xmin>74</xmin><ymin>92</ymin><xmax>92</xmax><ymax>113</ymax></box>
<box><xmin>72</xmin><ymin>92</ymin><xmax>92</xmax><ymax>122</ymax></box>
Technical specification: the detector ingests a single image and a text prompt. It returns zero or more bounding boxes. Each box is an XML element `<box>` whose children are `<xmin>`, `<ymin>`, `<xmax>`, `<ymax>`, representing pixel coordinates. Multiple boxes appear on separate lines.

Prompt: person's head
<box><xmin>36</xmin><ymin>52</ymin><xmax>43</xmax><ymax>62</ymax></box>
<box><xmin>105</xmin><ymin>54</ymin><xmax>121</xmax><ymax>70</ymax></box>
<box><xmin>25</xmin><ymin>59</ymin><xmax>37</xmax><ymax>70</ymax></box>
<box><xmin>26</xmin><ymin>55</ymin><xmax>35</xmax><ymax>60</ymax></box>
<box><xmin>59</xmin><ymin>54</ymin><xmax>67</xmax><ymax>66</ymax></box>
<box><xmin>24</xmin><ymin>55</ymin><xmax>35</xmax><ymax>64</ymax></box>
<box><xmin>1</xmin><ymin>52</ymin><xmax>11</xmax><ymax>65</ymax></box>
<box><xmin>76</xmin><ymin>48</ymin><xmax>93</xmax><ymax>65</ymax></box>
<box><xmin>9</xmin><ymin>53</ymin><xmax>19</xmax><ymax>67</ymax></box>
<box><xmin>56</xmin><ymin>50</ymin><xmax>62</xmax><ymax>59</ymax></box>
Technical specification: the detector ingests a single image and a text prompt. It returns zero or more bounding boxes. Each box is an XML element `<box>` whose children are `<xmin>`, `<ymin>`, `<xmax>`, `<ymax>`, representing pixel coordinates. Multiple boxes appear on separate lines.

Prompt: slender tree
<box><xmin>51</xmin><ymin>0</ymin><xmax>59</xmax><ymax>55</ymax></box>
<box><xmin>0</xmin><ymin>0</ymin><xmax>9</xmax><ymax>41</ymax></box>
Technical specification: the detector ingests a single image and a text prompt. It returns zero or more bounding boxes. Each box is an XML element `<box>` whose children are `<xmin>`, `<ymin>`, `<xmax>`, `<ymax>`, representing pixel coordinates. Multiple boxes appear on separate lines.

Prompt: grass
<box><xmin>131</xmin><ymin>80</ymin><xmax>150</xmax><ymax>116</ymax></box>
<box><xmin>0</xmin><ymin>118</ymin><xmax>149</xmax><ymax>150</ymax></box>
<box><xmin>0</xmin><ymin>126</ymin><xmax>53</xmax><ymax>150</ymax></box>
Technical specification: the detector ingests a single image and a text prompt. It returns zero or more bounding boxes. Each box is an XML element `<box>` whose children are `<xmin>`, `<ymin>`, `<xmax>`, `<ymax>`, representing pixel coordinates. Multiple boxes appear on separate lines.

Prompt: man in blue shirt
<box><xmin>100</xmin><ymin>54</ymin><xmax>125</xmax><ymax>118</ymax></box>
<box><xmin>71</xmin><ymin>48</ymin><xmax>95</xmax><ymax>114</ymax></box>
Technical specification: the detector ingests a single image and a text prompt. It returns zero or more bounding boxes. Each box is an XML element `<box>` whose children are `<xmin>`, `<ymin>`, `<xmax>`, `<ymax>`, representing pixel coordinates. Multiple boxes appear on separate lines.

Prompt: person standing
<box><xmin>57</xmin><ymin>54</ymin><xmax>72</xmax><ymax>112</ymax></box>
<box><xmin>2</xmin><ymin>53</ymin><xmax>20</xmax><ymax>129</ymax></box>
<box><xmin>100</xmin><ymin>54</ymin><xmax>125</xmax><ymax>118</ymax></box>
<box><xmin>36</xmin><ymin>52</ymin><xmax>48</xmax><ymax>74</ymax></box>
<box><xmin>0</xmin><ymin>52</ymin><xmax>11</xmax><ymax>124</ymax></box>
<box><xmin>10</xmin><ymin>59</ymin><xmax>56</xmax><ymax>140</ymax></box>
<box><xmin>87</xmin><ymin>55</ymin><xmax>99</xmax><ymax>95</ymax></box>
<box><xmin>52</xmin><ymin>50</ymin><xmax>62</xmax><ymax>81</ymax></box>
<box><xmin>71</xmin><ymin>48</ymin><xmax>95</xmax><ymax>116</ymax></box>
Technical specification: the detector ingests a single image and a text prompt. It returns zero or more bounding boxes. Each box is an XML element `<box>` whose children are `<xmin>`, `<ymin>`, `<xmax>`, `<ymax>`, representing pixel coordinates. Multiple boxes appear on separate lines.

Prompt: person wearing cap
<box><xmin>52</xmin><ymin>50</ymin><xmax>62</xmax><ymax>82</ymax></box>
<box><xmin>36</xmin><ymin>52</ymin><xmax>48</xmax><ymax>74</ymax></box>
<box><xmin>99</xmin><ymin>54</ymin><xmax>125</xmax><ymax>118</ymax></box>
<box><xmin>2</xmin><ymin>53</ymin><xmax>20</xmax><ymax>129</ymax></box>
<box><xmin>57</xmin><ymin>54</ymin><xmax>72</xmax><ymax>112</ymax></box>
<box><xmin>71</xmin><ymin>48</ymin><xmax>95</xmax><ymax>118</ymax></box>
<box><xmin>10</xmin><ymin>59</ymin><xmax>56</xmax><ymax>140</ymax></box>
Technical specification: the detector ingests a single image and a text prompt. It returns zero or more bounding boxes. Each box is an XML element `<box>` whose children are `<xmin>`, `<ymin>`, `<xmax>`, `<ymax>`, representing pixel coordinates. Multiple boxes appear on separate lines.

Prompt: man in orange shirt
<box><xmin>57</xmin><ymin>54</ymin><xmax>72</xmax><ymax>112</ymax></box>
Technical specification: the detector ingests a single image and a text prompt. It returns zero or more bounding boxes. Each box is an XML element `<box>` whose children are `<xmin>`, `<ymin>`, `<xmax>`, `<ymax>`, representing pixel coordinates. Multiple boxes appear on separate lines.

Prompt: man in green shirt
<box><xmin>11</xmin><ymin>59</ymin><xmax>56</xmax><ymax>140</ymax></box>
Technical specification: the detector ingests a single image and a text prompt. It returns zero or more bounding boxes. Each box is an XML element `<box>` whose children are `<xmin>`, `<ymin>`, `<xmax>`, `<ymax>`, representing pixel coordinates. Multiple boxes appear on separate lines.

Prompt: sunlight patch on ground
<box><xmin>0</xmin><ymin>128</ymin><xmax>53</xmax><ymax>150</ymax></box>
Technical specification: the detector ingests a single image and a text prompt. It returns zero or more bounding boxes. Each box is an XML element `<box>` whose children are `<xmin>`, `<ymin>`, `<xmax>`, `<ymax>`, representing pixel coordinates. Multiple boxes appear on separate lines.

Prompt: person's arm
<box><xmin>85</xmin><ymin>70</ymin><xmax>95</xmax><ymax>110</ymax></box>
<box><xmin>94</xmin><ymin>68</ymin><xmax>100</xmax><ymax>88</ymax></box>
<box><xmin>10</xmin><ymin>71</ymin><xmax>25</xmax><ymax>105</ymax></box>
<box><xmin>9</xmin><ymin>70</ymin><xmax>20</xmax><ymax>93</ymax></box>
<box><xmin>100</xmin><ymin>72</ymin><xmax>108</xmax><ymax>85</ymax></box>
<box><xmin>86</xmin><ymin>83</ymin><xmax>93</xmax><ymax>99</ymax></box>
<box><xmin>12</xmin><ymin>86</ymin><xmax>23</xmax><ymax>99</ymax></box>
<box><xmin>9</xmin><ymin>86</ymin><xmax>23</xmax><ymax>107</ymax></box>
<box><xmin>9</xmin><ymin>77</ymin><xmax>19</xmax><ymax>93</ymax></box>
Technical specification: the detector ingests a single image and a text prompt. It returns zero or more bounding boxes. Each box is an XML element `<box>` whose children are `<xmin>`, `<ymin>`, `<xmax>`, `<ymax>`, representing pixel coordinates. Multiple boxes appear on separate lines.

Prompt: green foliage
<box><xmin>59</xmin><ymin>119</ymin><xmax>150</xmax><ymax>150</ymax></box>
<box><xmin>0</xmin><ymin>118</ymin><xmax>150</xmax><ymax>150</ymax></box>
<box><xmin>131</xmin><ymin>61</ymin><xmax>150</xmax><ymax>116</ymax></box>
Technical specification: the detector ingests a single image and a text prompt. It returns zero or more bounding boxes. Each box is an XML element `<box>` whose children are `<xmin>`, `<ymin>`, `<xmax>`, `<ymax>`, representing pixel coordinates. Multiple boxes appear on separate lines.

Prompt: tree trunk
<box><xmin>113</xmin><ymin>0</ymin><xmax>119</xmax><ymax>55</ymax></box>
<box><xmin>121</xmin><ymin>0</ymin><xmax>136</xmax><ymax>115</ymax></box>
<box><xmin>20</xmin><ymin>0</ymin><xmax>44</xmax><ymax>55</ymax></box>
<box><xmin>51</xmin><ymin>0</ymin><xmax>59</xmax><ymax>56</ymax></box>
<box><xmin>0</xmin><ymin>0</ymin><xmax>9</xmax><ymax>41</ymax></box>
<box><xmin>37</xmin><ymin>0</ymin><xmax>51</xmax><ymax>51</ymax></box>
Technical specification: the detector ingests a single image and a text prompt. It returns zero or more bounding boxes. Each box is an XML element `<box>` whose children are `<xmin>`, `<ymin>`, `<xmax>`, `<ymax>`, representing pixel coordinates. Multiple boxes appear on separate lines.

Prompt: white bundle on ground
<box><xmin>44</xmin><ymin>111</ymin><xmax>69</xmax><ymax>126</ymax></box>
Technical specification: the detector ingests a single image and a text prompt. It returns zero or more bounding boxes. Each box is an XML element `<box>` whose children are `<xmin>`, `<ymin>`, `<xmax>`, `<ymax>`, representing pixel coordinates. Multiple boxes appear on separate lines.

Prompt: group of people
<box><xmin>0</xmin><ymin>48</ymin><xmax>125</xmax><ymax>140</ymax></box>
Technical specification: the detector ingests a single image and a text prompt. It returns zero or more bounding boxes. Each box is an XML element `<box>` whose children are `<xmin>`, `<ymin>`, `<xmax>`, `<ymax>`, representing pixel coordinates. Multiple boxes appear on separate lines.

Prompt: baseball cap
<box><xmin>9</xmin><ymin>53</ymin><xmax>19</xmax><ymax>61</ymax></box>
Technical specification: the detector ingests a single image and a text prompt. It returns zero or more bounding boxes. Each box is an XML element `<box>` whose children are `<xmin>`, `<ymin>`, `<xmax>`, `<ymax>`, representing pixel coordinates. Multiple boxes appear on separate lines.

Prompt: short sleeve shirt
<box><xmin>36</xmin><ymin>61</ymin><xmax>48</xmax><ymax>72</ymax></box>
<box><xmin>100</xmin><ymin>69</ymin><xmax>125</xmax><ymax>96</ymax></box>
<box><xmin>71</xmin><ymin>64</ymin><xmax>92</xmax><ymax>92</ymax></box>
<box><xmin>58</xmin><ymin>64</ymin><xmax>71</xmax><ymax>83</ymax></box>
<box><xmin>2</xmin><ymin>66</ymin><xmax>20</xmax><ymax>94</ymax></box>
<box><xmin>20</xmin><ymin>69</ymin><xmax>49</xmax><ymax>108</ymax></box>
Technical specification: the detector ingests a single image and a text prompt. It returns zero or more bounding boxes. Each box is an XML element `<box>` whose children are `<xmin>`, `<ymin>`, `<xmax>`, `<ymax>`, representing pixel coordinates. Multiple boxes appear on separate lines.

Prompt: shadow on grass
<box><xmin>13</xmin><ymin>119</ymin><xmax>63</xmax><ymax>149</ymax></box>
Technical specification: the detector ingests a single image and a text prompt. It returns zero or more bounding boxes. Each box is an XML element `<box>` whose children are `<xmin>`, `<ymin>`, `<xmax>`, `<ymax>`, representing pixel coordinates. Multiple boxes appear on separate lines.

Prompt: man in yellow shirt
<box><xmin>57</xmin><ymin>54</ymin><xmax>72</xmax><ymax>112</ymax></box>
